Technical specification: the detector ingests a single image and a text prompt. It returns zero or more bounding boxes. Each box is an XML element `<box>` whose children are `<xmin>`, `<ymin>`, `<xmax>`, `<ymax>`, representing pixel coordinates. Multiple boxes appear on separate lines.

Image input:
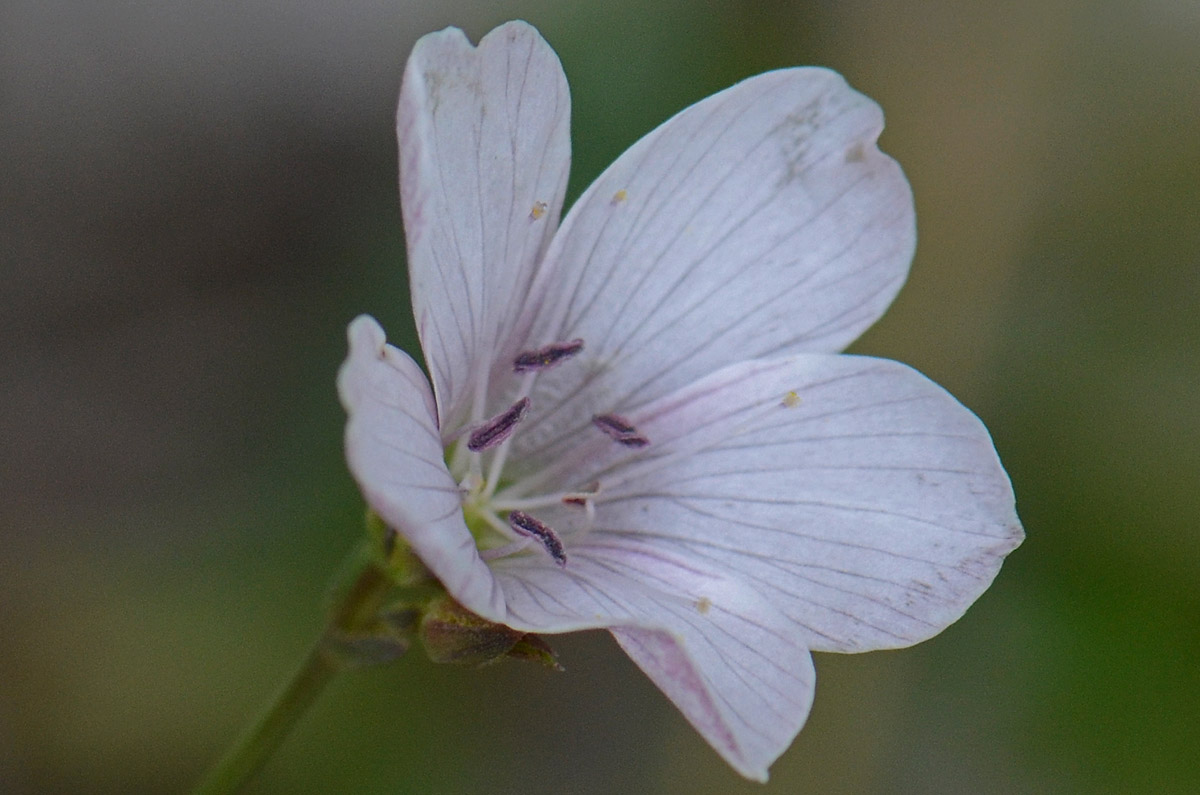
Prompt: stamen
<box><xmin>480</xmin><ymin>538</ymin><xmax>533</xmax><ymax>561</ymax></box>
<box><xmin>563</xmin><ymin>494</ymin><xmax>597</xmax><ymax>529</ymax></box>
<box><xmin>493</xmin><ymin>483</ymin><xmax>600</xmax><ymax>513</ymax></box>
<box><xmin>513</xmin><ymin>339</ymin><xmax>585</xmax><ymax>372</ymax></box>
<box><xmin>564</xmin><ymin>480</ymin><xmax>601</xmax><ymax>509</ymax></box>
<box><xmin>476</xmin><ymin>506</ymin><xmax>513</xmax><ymax>537</ymax></box>
<box><xmin>458</xmin><ymin>469</ymin><xmax>483</xmax><ymax>495</ymax></box>
<box><xmin>467</xmin><ymin>397</ymin><xmax>530</xmax><ymax>452</ymax></box>
<box><xmin>508</xmin><ymin>510</ymin><xmax>567</xmax><ymax>567</ymax></box>
<box><xmin>592</xmin><ymin>413</ymin><xmax>650</xmax><ymax>448</ymax></box>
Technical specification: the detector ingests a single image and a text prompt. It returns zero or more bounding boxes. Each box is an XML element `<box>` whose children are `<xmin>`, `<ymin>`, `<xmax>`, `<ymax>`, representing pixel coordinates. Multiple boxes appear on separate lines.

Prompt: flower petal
<box><xmin>580</xmin><ymin>354</ymin><xmax>1023</xmax><ymax>652</ymax></box>
<box><xmin>514</xmin><ymin>68</ymin><xmax>914</xmax><ymax>466</ymax></box>
<box><xmin>483</xmin><ymin>351</ymin><xmax>1019</xmax><ymax>776</ymax></box>
<box><xmin>500</xmin><ymin>354</ymin><xmax>1021</xmax><ymax>651</ymax></box>
<box><xmin>337</xmin><ymin>316</ymin><xmax>503</xmax><ymax>619</ymax></box>
<box><xmin>487</xmin><ymin>355</ymin><xmax>1017</xmax><ymax>775</ymax></box>
<box><xmin>612</xmin><ymin>623</ymin><xmax>814</xmax><ymax>782</ymax></box>
<box><xmin>489</xmin><ymin>538</ymin><xmax>814</xmax><ymax>780</ymax></box>
<box><xmin>398</xmin><ymin>21</ymin><xmax>571</xmax><ymax>430</ymax></box>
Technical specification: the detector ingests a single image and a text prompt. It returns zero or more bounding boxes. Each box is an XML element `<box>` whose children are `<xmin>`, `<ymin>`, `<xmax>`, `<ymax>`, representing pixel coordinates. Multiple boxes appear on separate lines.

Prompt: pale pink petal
<box><xmin>489</xmin><ymin>538</ymin><xmax>814</xmax><ymax>780</ymax></box>
<box><xmin>475</xmin><ymin>352</ymin><xmax>1018</xmax><ymax>773</ymax></box>
<box><xmin>563</xmin><ymin>354</ymin><xmax>1023</xmax><ymax>652</ymax></box>
<box><xmin>513</xmin><ymin>68</ymin><xmax>913</xmax><ymax>466</ymax></box>
<box><xmin>337</xmin><ymin>316</ymin><xmax>503</xmax><ymax>619</ymax></box>
<box><xmin>495</xmin><ymin>354</ymin><xmax>1019</xmax><ymax>646</ymax></box>
<box><xmin>612</xmin><ymin>624</ymin><xmax>814</xmax><ymax>782</ymax></box>
<box><xmin>399</xmin><ymin>22</ymin><xmax>571</xmax><ymax>430</ymax></box>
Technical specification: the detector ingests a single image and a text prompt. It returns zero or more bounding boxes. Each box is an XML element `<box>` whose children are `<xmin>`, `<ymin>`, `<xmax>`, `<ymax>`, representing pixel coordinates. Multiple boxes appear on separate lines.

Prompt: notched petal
<box><xmin>399</xmin><ymin>21</ymin><xmax>572</xmax><ymax>428</ymax></box>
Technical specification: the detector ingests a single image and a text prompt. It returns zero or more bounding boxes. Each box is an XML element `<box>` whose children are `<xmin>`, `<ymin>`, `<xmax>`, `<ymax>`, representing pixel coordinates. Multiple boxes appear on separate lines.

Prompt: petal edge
<box><xmin>338</xmin><ymin>316</ymin><xmax>504</xmax><ymax>620</ymax></box>
<box><xmin>399</xmin><ymin>22</ymin><xmax>572</xmax><ymax>431</ymax></box>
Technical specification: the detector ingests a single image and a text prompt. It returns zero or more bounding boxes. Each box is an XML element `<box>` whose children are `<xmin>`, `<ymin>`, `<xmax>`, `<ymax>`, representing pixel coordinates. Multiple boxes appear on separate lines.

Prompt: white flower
<box><xmin>338</xmin><ymin>21</ymin><xmax>1022</xmax><ymax>781</ymax></box>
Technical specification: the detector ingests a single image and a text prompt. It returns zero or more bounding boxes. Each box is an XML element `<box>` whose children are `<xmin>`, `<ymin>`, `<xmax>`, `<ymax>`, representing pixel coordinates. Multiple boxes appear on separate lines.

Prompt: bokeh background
<box><xmin>3</xmin><ymin>0</ymin><xmax>1198</xmax><ymax>792</ymax></box>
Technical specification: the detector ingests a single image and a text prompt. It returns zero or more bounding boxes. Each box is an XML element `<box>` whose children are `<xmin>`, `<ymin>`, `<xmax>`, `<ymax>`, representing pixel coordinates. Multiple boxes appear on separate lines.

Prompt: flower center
<box><xmin>445</xmin><ymin>336</ymin><xmax>650</xmax><ymax>569</ymax></box>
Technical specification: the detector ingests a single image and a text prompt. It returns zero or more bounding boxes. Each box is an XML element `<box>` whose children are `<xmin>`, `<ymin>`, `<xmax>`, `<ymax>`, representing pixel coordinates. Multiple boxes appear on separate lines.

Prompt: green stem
<box><xmin>192</xmin><ymin>548</ymin><xmax>394</xmax><ymax>795</ymax></box>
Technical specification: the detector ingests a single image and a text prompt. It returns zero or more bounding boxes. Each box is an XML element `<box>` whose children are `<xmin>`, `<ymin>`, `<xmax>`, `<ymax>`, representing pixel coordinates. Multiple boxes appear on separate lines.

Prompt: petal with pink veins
<box><xmin>338</xmin><ymin>315</ymin><xmax>504</xmax><ymax>619</ymax></box>
<box><xmin>399</xmin><ymin>21</ymin><xmax>571</xmax><ymax>431</ymax></box>
<box><xmin>514</xmin><ymin>67</ymin><xmax>915</xmax><ymax>466</ymax></box>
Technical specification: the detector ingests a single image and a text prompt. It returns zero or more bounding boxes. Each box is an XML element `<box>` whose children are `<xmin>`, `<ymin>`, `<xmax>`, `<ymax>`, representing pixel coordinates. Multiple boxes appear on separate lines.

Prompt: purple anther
<box><xmin>508</xmin><ymin>510</ymin><xmax>567</xmax><ymax>567</ymax></box>
<box><xmin>467</xmin><ymin>397</ymin><xmax>530</xmax><ymax>452</ymax></box>
<box><xmin>592</xmin><ymin>413</ymin><xmax>650</xmax><ymax>448</ymax></box>
<box><xmin>513</xmin><ymin>339</ymin><xmax>584</xmax><ymax>372</ymax></box>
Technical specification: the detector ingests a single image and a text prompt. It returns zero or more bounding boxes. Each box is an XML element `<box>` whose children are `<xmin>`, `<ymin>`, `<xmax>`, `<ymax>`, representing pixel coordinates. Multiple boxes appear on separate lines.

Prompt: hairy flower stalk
<box><xmin>336</xmin><ymin>20</ymin><xmax>1024</xmax><ymax>781</ymax></box>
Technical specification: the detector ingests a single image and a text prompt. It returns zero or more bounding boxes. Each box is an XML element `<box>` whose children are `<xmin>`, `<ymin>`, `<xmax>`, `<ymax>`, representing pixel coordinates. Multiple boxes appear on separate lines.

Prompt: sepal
<box><xmin>506</xmin><ymin>634</ymin><xmax>565</xmax><ymax>672</ymax></box>
<box><xmin>419</xmin><ymin>596</ymin><xmax>561</xmax><ymax>669</ymax></box>
<box><xmin>320</xmin><ymin>599</ymin><xmax>424</xmax><ymax>670</ymax></box>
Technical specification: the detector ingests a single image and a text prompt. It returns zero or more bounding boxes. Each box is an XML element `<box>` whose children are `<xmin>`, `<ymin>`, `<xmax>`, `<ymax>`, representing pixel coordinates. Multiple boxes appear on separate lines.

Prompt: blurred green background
<box><xmin>3</xmin><ymin>0</ymin><xmax>1198</xmax><ymax>792</ymax></box>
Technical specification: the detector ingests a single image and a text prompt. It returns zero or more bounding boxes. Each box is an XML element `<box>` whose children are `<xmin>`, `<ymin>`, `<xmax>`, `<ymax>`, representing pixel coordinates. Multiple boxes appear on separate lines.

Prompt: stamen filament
<box><xmin>480</xmin><ymin>371</ymin><xmax>541</xmax><ymax>499</ymax></box>
<box><xmin>475</xmin><ymin>504</ymin><xmax>514</xmax><ymax>538</ymax></box>
<box><xmin>448</xmin><ymin>440</ymin><xmax>472</xmax><ymax>481</ymax></box>
<box><xmin>492</xmin><ymin>486</ymin><xmax>599</xmax><ymax>512</ymax></box>
<box><xmin>482</xmin><ymin>435</ymin><xmax>514</xmax><ymax>499</ymax></box>
<box><xmin>480</xmin><ymin>538</ymin><xmax>534</xmax><ymax>560</ymax></box>
<box><xmin>467</xmin><ymin>456</ymin><xmax>484</xmax><ymax>489</ymax></box>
